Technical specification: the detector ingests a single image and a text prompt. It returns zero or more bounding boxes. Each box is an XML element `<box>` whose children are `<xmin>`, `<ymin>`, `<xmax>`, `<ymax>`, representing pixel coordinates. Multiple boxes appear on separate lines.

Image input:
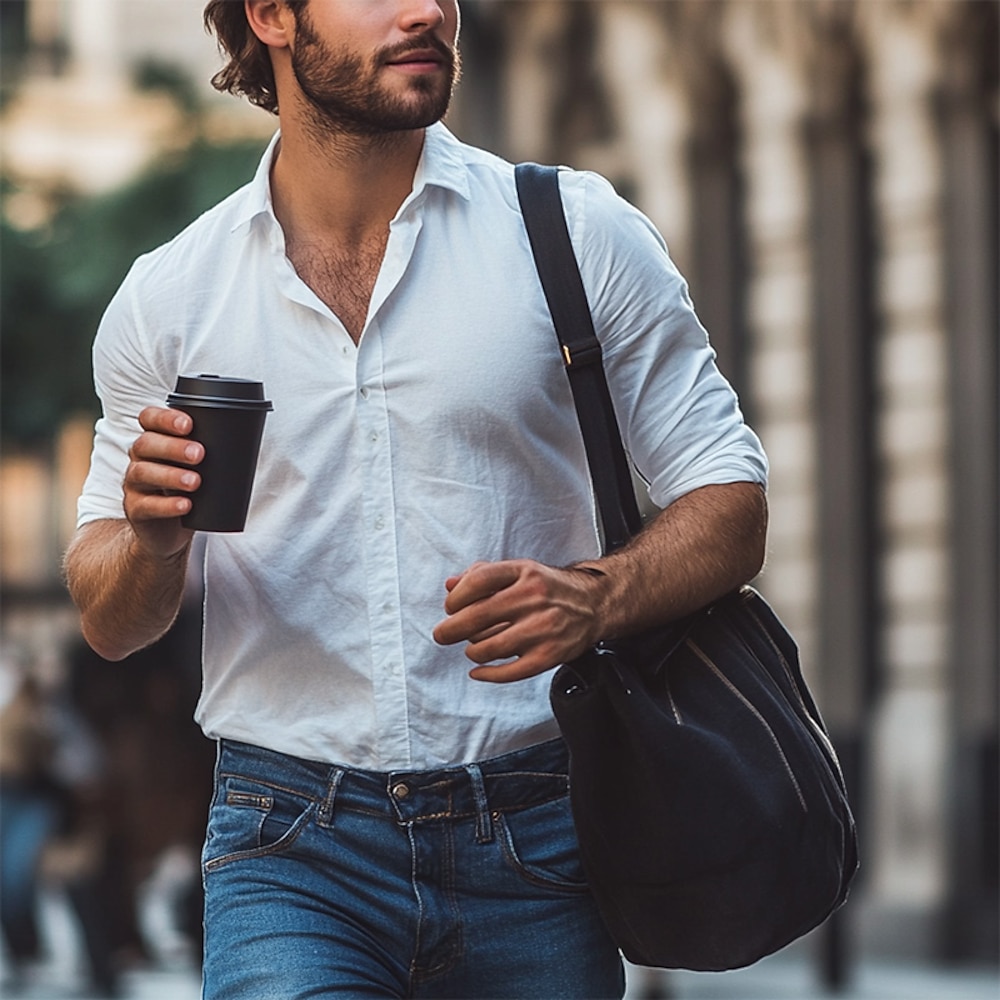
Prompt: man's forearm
<box><xmin>580</xmin><ymin>481</ymin><xmax>768</xmax><ymax>641</ymax></box>
<box><xmin>435</xmin><ymin>481</ymin><xmax>768</xmax><ymax>683</ymax></box>
<box><xmin>64</xmin><ymin>519</ymin><xmax>191</xmax><ymax>661</ymax></box>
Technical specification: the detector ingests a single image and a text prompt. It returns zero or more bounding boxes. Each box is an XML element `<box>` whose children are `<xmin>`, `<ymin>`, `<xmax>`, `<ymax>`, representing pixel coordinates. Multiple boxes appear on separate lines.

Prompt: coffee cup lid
<box><xmin>167</xmin><ymin>373</ymin><xmax>273</xmax><ymax>410</ymax></box>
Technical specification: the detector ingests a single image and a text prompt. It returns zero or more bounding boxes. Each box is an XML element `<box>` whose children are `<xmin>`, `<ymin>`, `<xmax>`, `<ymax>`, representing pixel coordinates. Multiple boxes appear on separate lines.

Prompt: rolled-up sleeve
<box><xmin>76</xmin><ymin>263</ymin><xmax>167</xmax><ymax>527</ymax></box>
<box><xmin>563</xmin><ymin>170</ymin><xmax>767</xmax><ymax>509</ymax></box>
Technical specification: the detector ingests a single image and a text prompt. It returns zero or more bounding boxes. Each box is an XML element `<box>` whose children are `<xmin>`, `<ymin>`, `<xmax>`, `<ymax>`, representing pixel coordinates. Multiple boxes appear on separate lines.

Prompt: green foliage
<box><xmin>133</xmin><ymin>57</ymin><xmax>203</xmax><ymax>114</ymax></box>
<box><xmin>1</xmin><ymin>137</ymin><xmax>266</xmax><ymax>447</ymax></box>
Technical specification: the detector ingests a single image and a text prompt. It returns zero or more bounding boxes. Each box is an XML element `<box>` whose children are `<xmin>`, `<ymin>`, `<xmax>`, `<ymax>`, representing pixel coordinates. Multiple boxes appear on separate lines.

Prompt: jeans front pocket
<box><xmin>203</xmin><ymin>776</ymin><xmax>316</xmax><ymax>874</ymax></box>
<box><xmin>496</xmin><ymin>793</ymin><xmax>589</xmax><ymax>893</ymax></box>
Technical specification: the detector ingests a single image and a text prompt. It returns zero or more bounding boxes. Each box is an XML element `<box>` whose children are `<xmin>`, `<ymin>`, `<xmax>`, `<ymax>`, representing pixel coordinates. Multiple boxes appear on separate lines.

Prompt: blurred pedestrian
<box><xmin>0</xmin><ymin>657</ymin><xmax>60</xmax><ymax>975</ymax></box>
<box><xmin>64</xmin><ymin>2</ymin><xmax>768</xmax><ymax>997</ymax></box>
<box><xmin>0</xmin><ymin>652</ymin><xmax>121</xmax><ymax>997</ymax></box>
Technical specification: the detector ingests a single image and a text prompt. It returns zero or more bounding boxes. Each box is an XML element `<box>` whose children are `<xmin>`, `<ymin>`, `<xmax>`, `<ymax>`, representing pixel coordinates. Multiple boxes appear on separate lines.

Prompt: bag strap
<box><xmin>515</xmin><ymin>162</ymin><xmax>642</xmax><ymax>554</ymax></box>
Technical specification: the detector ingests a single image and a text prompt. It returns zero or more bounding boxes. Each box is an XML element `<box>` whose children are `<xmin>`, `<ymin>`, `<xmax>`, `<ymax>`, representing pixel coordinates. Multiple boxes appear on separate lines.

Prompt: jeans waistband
<box><xmin>215</xmin><ymin>738</ymin><xmax>570</xmax><ymax>831</ymax></box>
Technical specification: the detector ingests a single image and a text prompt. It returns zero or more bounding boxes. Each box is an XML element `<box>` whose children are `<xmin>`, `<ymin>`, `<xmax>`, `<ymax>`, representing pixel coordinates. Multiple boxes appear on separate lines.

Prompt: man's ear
<box><xmin>245</xmin><ymin>0</ymin><xmax>295</xmax><ymax>48</ymax></box>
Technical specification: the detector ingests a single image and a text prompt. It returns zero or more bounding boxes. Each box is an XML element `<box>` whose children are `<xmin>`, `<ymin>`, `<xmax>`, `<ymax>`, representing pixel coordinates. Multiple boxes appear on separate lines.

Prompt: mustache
<box><xmin>378</xmin><ymin>33</ymin><xmax>456</xmax><ymax>66</ymax></box>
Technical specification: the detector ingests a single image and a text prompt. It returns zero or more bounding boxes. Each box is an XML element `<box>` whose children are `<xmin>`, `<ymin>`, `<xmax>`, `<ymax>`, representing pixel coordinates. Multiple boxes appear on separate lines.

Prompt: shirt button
<box><xmin>391</xmin><ymin>782</ymin><xmax>410</xmax><ymax>799</ymax></box>
<box><xmin>374</xmin><ymin>517</ymin><xmax>385</xmax><ymax>530</ymax></box>
<box><xmin>359</xmin><ymin>386</ymin><xmax>370</xmax><ymax>399</ymax></box>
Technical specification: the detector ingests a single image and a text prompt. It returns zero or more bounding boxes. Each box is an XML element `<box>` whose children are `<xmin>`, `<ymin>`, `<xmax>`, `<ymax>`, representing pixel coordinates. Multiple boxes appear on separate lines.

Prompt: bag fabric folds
<box><xmin>549</xmin><ymin>587</ymin><xmax>858</xmax><ymax>970</ymax></box>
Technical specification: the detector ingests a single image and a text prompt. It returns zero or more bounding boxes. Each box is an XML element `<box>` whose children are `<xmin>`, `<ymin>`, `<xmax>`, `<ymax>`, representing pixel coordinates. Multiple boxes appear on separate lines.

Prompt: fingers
<box><xmin>462</xmin><ymin>610</ymin><xmax>588</xmax><ymax>682</ymax></box>
<box><xmin>122</xmin><ymin>407</ymin><xmax>203</xmax><ymax>553</ymax></box>
<box><xmin>127</xmin><ymin>407</ymin><xmax>203</xmax><ymax>493</ymax></box>
<box><xmin>139</xmin><ymin>405</ymin><xmax>193</xmax><ymax>436</ymax></box>
<box><xmin>433</xmin><ymin>560</ymin><xmax>603</xmax><ymax>683</ymax></box>
<box><xmin>133</xmin><ymin>407</ymin><xmax>203</xmax><ymax>466</ymax></box>
<box><xmin>442</xmin><ymin>562</ymin><xmax>519</xmax><ymax>612</ymax></box>
<box><xmin>468</xmin><ymin>653</ymin><xmax>560</xmax><ymax>684</ymax></box>
<box><xmin>432</xmin><ymin>562</ymin><xmax>529</xmax><ymax>647</ymax></box>
<box><xmin>123</xmin><ymin>464</ymin><xmax>196</xmax><ymax>520</ymax></box>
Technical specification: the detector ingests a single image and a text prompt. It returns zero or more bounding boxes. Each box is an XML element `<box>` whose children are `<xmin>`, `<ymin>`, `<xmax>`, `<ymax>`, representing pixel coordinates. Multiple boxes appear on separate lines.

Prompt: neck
<box><xmin>270</xmin><ymin>117</ymin><xmax>427</xmax><ymax>246</ymax></box>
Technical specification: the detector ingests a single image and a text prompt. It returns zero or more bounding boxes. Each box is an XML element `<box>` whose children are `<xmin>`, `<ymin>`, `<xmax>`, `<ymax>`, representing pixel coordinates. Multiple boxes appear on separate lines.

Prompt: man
<box><xmin>64</xmin><ymin>1</ymin><xmax>769</xmax><ymax>997</ymax></box>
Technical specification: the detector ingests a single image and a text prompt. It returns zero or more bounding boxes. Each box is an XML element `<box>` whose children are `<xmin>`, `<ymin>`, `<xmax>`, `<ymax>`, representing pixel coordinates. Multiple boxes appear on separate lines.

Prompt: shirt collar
<box><xmin>411</xmin><ymin>122</ymin><xmax>472</xmax><ymax>203</ymax></box>
<box><xmin>229</xmin><ymin>129</ymin><xmax>281</xmax><ymax>234</ymax></box>
<box><xmin>230</xmin><ymin>122</ymin><xmax>471</xmax><ymax>235</ymax></box>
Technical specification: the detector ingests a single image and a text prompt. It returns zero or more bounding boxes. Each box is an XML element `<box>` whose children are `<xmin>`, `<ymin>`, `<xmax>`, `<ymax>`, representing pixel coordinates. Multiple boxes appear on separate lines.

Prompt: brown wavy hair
<box><xmin>204</xmin><ymin>0</ymin><xmax>307</xmax><ymax>113</ymax></box>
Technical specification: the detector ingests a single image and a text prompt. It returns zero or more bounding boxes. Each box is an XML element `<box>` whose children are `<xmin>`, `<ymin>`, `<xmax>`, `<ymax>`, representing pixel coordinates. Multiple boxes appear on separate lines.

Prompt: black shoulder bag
<box><xmin>515</xmin><ymin>162</ymin><xmax>859</xmax><ymax>972</ymax></box>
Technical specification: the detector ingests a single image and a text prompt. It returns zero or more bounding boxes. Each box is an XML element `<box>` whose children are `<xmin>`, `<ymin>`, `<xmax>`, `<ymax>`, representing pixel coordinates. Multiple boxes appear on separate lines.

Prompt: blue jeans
<box><xmin>201</xmin><ymin>738</ymin><xmax>624</xmax><ymax>999</ymax></box>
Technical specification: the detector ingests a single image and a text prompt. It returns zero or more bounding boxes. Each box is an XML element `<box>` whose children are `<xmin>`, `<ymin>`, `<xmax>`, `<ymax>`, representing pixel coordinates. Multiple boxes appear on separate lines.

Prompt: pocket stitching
<box><xmin>204</xmin><ymin>800</ymin><xmax>317</xmax><ymax>873</ymax></box>
<box><xmin>495</xmin><ymin>809</ymin><xmax>589</xmax><ymax>894</ymax></box>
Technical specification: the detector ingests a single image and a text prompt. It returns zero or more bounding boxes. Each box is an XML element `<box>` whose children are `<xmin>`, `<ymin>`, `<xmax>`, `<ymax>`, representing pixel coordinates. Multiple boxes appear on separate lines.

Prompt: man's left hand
<box><xmin>432</xmin><ymin>560</ymin><xmax>607</xmax><ymax>683</ymax></box>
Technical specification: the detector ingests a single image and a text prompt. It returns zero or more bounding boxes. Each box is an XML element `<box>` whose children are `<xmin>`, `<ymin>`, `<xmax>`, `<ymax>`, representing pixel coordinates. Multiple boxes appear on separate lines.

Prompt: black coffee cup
<box><xmin>166</xmin><ymin>374</ymin><xmax>273</xmax><ymax>532</ymax></box>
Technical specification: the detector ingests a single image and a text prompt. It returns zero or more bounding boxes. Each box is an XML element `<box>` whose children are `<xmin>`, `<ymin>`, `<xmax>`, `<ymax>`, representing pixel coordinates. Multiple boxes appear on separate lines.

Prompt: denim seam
<box><xmin>465</xmin><ymin>764</ymin><xmax>494</xmax><ymax>844</ymax></box>
<box><xmin>494</xmin><ymin>813</ymin><xmax>590</xmax><ymax>894</ymax></box>
<box><xmin>402</xmin><ymin>810</ymin><xmax>452</xmax><ymax>823</ymax></box>
<box><xmin>487</xmin><ymin>769</ymin><xmax>568</xmax><ymax>780</ymax></box>
<box><xmin>395</xmin><ymin>791</ymin><xmax>568</xmax><ymax>826</ymax></box>
<box><xmin>405</xmin><ymin>822</ymin><xmax>425</xmax><ymax>990</ymax></box>
<box><xmin>317</xmin><ymin>768</ymin><xmax>343</xmax><ymax>828</ymax></box>
<box><xmin>410</xmin><ymin>822</ymin><xmax>463</xmax><ymax>983</ymax></box>
<box><xmin>204</xmin><ymin>802</ymin><xmax>317</xmax><ymax>873</ymax></box>
<box><xmin>225</xmin><ymin>791</ymin><xmax>273</xmax><ymax>809</ymax></box>
<box><xmin>216</xmin><ymin>772</ymin><xmax>321</xmax><ymax>803</ymax></box>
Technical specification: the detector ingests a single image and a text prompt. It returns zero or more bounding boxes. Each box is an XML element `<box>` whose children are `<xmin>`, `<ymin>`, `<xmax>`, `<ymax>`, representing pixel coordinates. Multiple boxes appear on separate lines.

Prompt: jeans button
<box><xmin>391</xmin><ymin>782</ymin><xmax>410</xmax><ymax>799</ymax></box>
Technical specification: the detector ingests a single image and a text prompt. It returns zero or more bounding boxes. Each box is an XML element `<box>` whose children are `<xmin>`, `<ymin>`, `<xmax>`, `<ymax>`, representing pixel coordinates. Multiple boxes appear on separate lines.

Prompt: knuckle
<box><xmin>464</xmin><ymin>644</ymin><xmax>486</xmax><ymax>664</ymax></box>
<box><xmin>138</xmin><ymin>405</ymin><xmax>166</xmax><ymax>430</ymax></box>
<box><xmin>131</xmin><ymin>430</ymin><xmax>157</xmax><ymax>459</ymax></box>
<box><xmin>123</xmin><ymin>459</ymin><xmax>143</xmax><ymax>486</ymax></box>
<box><xmin>517</xmin><ymin>567</ymin><xmax>544</xmax><ymax>596</ymax></box>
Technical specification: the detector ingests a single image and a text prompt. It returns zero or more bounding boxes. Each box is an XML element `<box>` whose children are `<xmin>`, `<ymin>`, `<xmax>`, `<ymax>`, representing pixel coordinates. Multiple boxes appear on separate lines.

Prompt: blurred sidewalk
<box><xmin>0</xmin><ymin>886</ymin><xmax>200</xmax><ymax>1000</ymax></box>
<box><xmin>2</xmin><ymin>889</ymin><xmax>997</xmax><ymax>1000</ymax></box>
<box><xmin>625</xmin><ymin>954</ymin><xmax>1000</xmax><ymax>1000</ymax></box>
<box><xmin>0</xmin><ymin>962</ymin><xmax>199</xmax><ymax>999</ymax></box>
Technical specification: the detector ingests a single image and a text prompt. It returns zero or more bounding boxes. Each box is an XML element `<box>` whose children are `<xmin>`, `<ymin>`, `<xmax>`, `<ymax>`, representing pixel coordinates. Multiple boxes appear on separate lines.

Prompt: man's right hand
<box><xmin>123</xmin><ymin>406</ymin><xmax>203</xmax><ymax>558</ymax></box>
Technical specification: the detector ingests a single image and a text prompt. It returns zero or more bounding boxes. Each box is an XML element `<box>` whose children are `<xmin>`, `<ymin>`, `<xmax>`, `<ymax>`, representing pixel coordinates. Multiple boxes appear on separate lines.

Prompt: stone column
<box><xmin>721</xmin><ymin>2</ymin><xmax>819</xmax><ymax>668</ymax></box>
<box><xmin>859</xmin><ymin>0</ymin><xmax>951</xmax><ymax>956</ymax></box>
<box><xmin>936</xmin><ymin>0</ymin><xmax>1000</xmax><ymax>962</ymax></box>
<box><xmin>66</xmin><ymin>0</ymin><xmax>125</xmax><ymax>99</ymax></box>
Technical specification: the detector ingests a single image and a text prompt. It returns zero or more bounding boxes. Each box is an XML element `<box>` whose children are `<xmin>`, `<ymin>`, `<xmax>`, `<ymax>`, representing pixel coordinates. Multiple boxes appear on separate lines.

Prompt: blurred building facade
<box><xmin>1</xmin><ymin>0</ymin><xmax>997</xmax><ymax>972</ymax></box>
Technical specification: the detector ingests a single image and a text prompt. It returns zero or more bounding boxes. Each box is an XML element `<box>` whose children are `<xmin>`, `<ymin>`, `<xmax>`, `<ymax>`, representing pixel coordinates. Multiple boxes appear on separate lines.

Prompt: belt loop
<box><xmin>465</xmin><ymin>764</ymin><xmax>494</xmax><ymax>844</ymax></box>
<box><xmin>318</xmin><ymin>767</ymin><xmax>344</xmax><ymax>828</ymax></box>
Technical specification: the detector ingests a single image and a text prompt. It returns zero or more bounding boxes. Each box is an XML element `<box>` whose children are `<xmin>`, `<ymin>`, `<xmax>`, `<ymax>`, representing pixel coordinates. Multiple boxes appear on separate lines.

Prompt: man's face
<box><xmin>288</xmin><ymin>0</ymin><xmax>461</xmax><ymax>136</ymax></box>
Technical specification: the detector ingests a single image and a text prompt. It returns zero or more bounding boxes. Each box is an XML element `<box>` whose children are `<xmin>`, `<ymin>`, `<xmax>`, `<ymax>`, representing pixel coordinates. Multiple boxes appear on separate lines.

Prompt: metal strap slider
<box><xmin>561</xmin><ymin>341</ymin><xmax>603</xmax><ymax>368</ymax></box>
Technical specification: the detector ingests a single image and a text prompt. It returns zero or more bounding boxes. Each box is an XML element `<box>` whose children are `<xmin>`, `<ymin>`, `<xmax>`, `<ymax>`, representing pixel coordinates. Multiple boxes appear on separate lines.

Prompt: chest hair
<box><xmin>286</xmin><ymin>230</ymin><xmax>389</xmax><ymax>344</ymax></box>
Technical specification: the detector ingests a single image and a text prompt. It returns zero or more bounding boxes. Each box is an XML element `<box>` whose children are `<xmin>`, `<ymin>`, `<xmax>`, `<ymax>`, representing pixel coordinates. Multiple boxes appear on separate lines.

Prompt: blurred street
<box><xmin>1</xmin><ymin>887</ymin><xmax>996</xmax><ymax>1000</ymax></box>
<box><xmin>0</xmin><ymin>880</ymin><xmax>200</xmax><ymax>999</ymax></box>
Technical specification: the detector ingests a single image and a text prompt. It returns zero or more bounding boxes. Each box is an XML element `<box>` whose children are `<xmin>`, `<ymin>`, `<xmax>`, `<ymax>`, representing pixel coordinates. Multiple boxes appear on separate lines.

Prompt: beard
<box><xmin>289</xmin><ymin>12</ymin><xmax>460</xmax><ymax>138</ymax></box>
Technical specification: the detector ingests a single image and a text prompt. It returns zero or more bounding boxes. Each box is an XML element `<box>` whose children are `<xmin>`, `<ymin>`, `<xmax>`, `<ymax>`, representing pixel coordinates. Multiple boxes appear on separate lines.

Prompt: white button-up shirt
<box><xmin>78</xmin><ymin>124</ymin><xmax>767</xmax><ymax>769</ymax></box>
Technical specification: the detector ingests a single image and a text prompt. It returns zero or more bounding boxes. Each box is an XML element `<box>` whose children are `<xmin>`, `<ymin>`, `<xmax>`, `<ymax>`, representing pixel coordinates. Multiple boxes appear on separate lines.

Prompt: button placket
<box><xmin>355</xmin><ymin>323</ymin><xmax>410</xmax><ymax>765</ymax></box>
